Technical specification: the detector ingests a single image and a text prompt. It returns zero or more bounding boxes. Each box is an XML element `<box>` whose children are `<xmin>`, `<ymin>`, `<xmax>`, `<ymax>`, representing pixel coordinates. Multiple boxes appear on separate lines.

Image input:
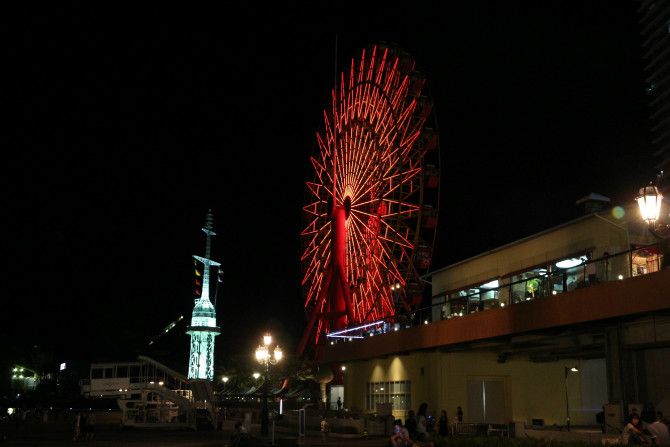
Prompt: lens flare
<box><xmin>612</xmin><ymin>206</ymin><xmax>625</xmax><ymax>220</ymax></box>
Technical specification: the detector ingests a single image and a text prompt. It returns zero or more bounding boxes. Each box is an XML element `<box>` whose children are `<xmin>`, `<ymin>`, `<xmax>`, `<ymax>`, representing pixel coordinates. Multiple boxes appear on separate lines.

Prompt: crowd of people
<box><xmin>390</xmin><ymin>403</ymin><xmax>462</xmax><ymax>447</ymax></box>
<box><xmin>622</xmin><ymin>410</ymin><xmax>669</xmax><ymax>445</ymax></box>
<box><xmin>72</xmin><ymin>409</ymin><xmax>96</xmax><ymax>441</ymax></box>
<box><xmin>390</xmin><ymin>404</ymin><xmax>670</xmax><ymax>446</ymax></box>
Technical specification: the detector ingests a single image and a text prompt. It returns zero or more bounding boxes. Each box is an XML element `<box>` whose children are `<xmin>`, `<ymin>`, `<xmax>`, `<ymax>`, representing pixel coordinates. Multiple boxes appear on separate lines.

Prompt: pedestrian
<box><xmin>596</xmin><ymin>406</ymin><xmax>606</xmax><ymax>433</ymax></box>
<box><xmin>405</xmin><ymin>410</ymin><xmax>417</xmax><ymax>439</ymax></box>
<box><xmin>438</xmin><ymin>410</ymin><xmax>449</xmax><ymax>437</ymax></box>
<box><xmin>85</xmin><ymin>410</ymin><xmax>96</xmax><ymax>441</ymax></box>
<box><xmin>416</xmin><ymin>403</ymin><xmax>428</xmax><ymax>441</ymax></box>
<box><xmin>321</xmin><ymin>417</ymin><xmax>328</xmax><ymax>444</ymax></box>
<box><xmin>336</xmin><ymin>397</ymin><xmax>342</xmax><ymax>411</ymax></box>
<box><xmin>72</xmin><ymin>411</ymin><xmax>81</xmax><ymax>441</ymax></box>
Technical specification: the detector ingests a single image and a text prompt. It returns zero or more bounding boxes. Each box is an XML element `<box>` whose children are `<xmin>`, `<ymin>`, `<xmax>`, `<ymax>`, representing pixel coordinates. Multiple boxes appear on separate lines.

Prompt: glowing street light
<box><xmin>637</xmin><ymin>183</ymin><xmax>663</xmax><ymax>227</ymax></box>
<box><xmin>255</xmin><ymin>334</ymin><xmax>282</xmax><ymax>435</ymax></box>
<box><xmin>636</xmin><ymin>174</ymin><xmax>670</xmax><ymax>238</ymax></box>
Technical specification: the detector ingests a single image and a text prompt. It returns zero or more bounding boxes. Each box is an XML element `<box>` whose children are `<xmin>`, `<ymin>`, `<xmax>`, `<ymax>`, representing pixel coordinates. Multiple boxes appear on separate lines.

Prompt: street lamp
<box><xmin>564</xmin><ymin>366</ymin><xmax>579</xmax><ymax>431</ymax></box>
<box><xmin>255</xmin><ymin>334</ymin><xmax>282</xmax><ymax>435</ymax></box>
<box><xmin>636</xmin><ymin>175</ymin><xmax>670</xmax><ymax>238</ymax></box>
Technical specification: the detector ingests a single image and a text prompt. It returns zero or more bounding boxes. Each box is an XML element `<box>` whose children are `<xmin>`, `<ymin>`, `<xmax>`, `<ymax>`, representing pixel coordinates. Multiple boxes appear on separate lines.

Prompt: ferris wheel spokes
<box><xmin>299</xmin><ymin>43</ymin><xmax>439</xmax><ymax>359</ymax></box>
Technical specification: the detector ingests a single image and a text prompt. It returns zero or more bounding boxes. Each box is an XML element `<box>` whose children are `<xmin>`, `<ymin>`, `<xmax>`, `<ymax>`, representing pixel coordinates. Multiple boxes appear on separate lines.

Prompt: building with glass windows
<box><xmin>321</xmin><ymin>201</ymin><xmax>670</xmax><ymax>431</ymax></box>
<box><xmin>639</xmin><ymin>0</ymin><xmax>670</xmax><ymax>171</ymax></box>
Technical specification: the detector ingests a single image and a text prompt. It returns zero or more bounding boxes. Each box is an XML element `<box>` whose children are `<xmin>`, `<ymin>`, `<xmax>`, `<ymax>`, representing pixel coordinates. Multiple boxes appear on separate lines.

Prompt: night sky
<box><xmin>4</xmin><ymin>2</ymin><xmax>656</xmax><ymax>375</ymax></box>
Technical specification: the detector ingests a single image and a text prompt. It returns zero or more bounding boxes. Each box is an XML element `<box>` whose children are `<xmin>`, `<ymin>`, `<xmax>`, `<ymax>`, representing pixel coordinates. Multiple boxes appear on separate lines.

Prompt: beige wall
<box><xmin>432</xmin><ymin>214</ymin><xmax>630</xmax><ymax>295</ymax></box>
<box><xmin>344</xmin><ymin>350</ymin><xmax>606</xmax><ymax>426</ymax></box>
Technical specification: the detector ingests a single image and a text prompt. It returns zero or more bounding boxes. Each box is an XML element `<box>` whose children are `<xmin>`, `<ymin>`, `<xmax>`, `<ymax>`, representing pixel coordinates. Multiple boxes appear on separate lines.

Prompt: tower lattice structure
<box><xmin>186</xmin><ymin>210</ymin><xmax>221</xmax><ymax>380</ymax></box>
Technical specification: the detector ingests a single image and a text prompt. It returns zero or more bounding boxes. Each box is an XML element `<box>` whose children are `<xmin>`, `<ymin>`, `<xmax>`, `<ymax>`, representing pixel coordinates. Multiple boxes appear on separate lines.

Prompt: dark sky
<box><xmin>4</xmin><ymin>2</ymin><xmax>656</xmax><ymax>374</ymax></box>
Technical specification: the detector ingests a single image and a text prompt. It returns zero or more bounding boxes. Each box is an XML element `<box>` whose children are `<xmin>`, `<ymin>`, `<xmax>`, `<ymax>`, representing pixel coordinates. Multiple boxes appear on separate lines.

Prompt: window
<box><xmin>366</xmin><ymin>380</ymin><xmax>411</xmax><ymax>411</ymax></box>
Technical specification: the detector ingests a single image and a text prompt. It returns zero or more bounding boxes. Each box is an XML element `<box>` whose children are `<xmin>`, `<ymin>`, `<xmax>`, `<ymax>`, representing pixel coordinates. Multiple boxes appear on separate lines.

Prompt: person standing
<box><xmin>85</xmin><ymin>410</ymin><xmax>96</xmax><ymax>442</ymax></box>
<box><xmin>72</xmin><ymin>411</ymin><xmax>81</xmax><ymax>441</ymax></box>
<box><xmin>405</xmin><ymin>410</ymin><xmax>417</xmax><ymax>439</ymax></box>
<box><xmin>416</xmin><ymin>403</ymin><xmax>428</xmax><ymax>441</ymax></box>
<box><xmin>336</xmin><ymin>397</ymin><xmax>342</xmax><ymax>411</ymax></box>
<box><xmin>321</xmin><ymin>417</ymin><xmax>328</xmax><ymax>444</ymax></box>
<box><xmin>438</xmin><ymin>410</ymin><xmax>449</xmax><ymax>437</ymax></box>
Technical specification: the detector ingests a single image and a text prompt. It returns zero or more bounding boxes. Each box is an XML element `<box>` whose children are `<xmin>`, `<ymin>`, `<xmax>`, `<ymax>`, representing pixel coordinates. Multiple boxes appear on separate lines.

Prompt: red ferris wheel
<box><xmin>298</xmin><ymin>43</ymin><xmax>440</xmax><ymax>358</ymax></box>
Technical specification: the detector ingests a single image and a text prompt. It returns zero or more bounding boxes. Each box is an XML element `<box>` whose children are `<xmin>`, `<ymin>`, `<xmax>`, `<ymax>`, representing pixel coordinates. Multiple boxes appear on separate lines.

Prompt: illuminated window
<box><xmin>366</xmin><ymin>380</ymin><xmax>411</xmax><ymax>411</ymax></box>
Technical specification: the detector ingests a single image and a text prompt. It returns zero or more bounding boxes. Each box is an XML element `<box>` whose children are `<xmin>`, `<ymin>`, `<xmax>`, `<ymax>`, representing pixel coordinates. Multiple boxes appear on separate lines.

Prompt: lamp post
<box><xmin>255</xmin><ymin>334</ymin><xmax>282</xmax><ymax>435</ymax></box>
<box><xmin>564</xmin><ymin>366</ymin><xmax>579</xmax><ymax>431</ymax></box>
<box><xmin>636</xmin><ymin>175</ymin><xmax>670</xmax><ymax>239</ymax></box>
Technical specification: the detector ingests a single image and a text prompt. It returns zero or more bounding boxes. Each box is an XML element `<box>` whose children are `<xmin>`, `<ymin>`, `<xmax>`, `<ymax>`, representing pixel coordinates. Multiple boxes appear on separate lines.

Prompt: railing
<box><xmin>327</xmin><ymin>241</ymin><xmax>668</xmax><ymax>342</ymax></box>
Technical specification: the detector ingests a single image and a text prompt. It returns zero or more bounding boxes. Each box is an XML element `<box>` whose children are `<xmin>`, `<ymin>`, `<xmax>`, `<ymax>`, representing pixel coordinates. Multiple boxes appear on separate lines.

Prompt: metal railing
<box><xmin>327</xmin><ymin>241</ymin><xmax>668</xmax><ymax>342</ymax></box>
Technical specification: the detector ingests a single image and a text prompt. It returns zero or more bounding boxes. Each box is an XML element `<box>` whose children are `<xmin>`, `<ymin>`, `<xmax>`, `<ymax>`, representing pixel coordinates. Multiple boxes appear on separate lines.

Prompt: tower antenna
<box><xmin>186</xmin><ymin>209</ymin><xmax>221</xmax><ymax>381</ymax></box>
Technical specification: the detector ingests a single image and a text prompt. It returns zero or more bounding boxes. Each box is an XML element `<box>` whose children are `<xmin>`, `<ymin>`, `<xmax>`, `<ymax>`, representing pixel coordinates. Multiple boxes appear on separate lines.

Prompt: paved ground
<box><xmin>0</xmin><ymin>417</ymin><xmax>390</xmax><ymax>446</ymax></box>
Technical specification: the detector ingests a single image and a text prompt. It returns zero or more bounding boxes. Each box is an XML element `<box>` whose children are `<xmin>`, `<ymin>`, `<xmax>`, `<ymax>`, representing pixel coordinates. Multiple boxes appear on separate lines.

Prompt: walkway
<box><xmin>0</xmin><ymin>417</ymin><xmax>390</xmax><ymax>446</ymax></box>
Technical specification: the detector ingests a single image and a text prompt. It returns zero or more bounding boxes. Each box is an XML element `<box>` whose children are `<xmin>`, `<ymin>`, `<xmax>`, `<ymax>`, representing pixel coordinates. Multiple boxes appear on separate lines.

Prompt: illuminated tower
<box><xmin>186</xmin><ymin>210</ymin><xmax>221</xmax><ymax>380</ymax></box>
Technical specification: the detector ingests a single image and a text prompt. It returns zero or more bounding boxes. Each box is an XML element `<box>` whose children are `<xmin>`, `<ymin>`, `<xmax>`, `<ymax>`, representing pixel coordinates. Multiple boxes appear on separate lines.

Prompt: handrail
<box><xmin>328</xmin><ymin>241</ymin><xmax>667</xmax><ymax>342</ymax></box>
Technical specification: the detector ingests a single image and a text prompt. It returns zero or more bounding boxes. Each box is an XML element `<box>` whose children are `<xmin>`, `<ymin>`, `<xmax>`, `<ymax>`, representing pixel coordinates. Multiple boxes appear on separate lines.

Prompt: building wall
<box><xmin>432</xmin><ymin>214</ymin><xmax>629</xmax><ymax>295</ymax></box>
<box><xmin>344</xmin><ymin>350</ymin><xmax>607</xmax><ymax>427</ymax></box>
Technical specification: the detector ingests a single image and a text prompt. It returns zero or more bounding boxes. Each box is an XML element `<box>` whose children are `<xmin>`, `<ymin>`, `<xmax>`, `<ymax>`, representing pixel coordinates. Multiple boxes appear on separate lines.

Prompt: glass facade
<box><xmin>366</xmin><ymin>380</ymin><xmax>411</xmax><ymax>411</ymax></box>
<box><xmin>327</xmin><ymin>241</ymin><xmax>668</xmax><ymax>343</ymax></box>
